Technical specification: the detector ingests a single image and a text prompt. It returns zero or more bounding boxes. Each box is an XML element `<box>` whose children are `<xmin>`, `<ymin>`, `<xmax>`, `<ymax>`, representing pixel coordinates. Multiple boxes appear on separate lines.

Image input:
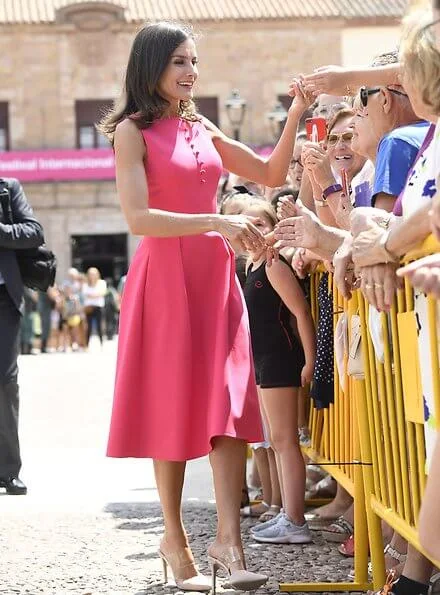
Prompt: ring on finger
<box><xmin>374</xmin><ymin>283</ymin><xmax>383</xmax><ymax>289</ymax></box>
<box><xmin>365</xmin><ymin>283</ymin><xmax>373</xmax><ymax>290</ymax></box>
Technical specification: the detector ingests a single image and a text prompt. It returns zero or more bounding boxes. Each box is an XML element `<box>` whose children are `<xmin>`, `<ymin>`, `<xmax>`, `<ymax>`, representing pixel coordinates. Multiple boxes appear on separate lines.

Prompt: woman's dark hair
<box><xmin>98</xmin><ymin>21</ymin><xmax>199</xmax><ymax>143</ymax></box>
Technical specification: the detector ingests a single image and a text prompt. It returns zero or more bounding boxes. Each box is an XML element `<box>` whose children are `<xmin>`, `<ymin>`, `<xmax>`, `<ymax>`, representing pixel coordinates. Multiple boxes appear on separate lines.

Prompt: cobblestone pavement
<box><xmin>0</xmin><ymin>339</ymin><xmax>354</xmax><ymax>594</ymax></box>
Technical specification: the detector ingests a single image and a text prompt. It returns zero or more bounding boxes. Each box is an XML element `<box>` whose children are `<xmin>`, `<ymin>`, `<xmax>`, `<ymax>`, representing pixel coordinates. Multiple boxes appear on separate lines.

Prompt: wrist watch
<box><xmin>322</xmin><ymin>183</ymin><xmax>343</xmax><ymax>201</ymax></box>
<box><xmin>314</xmin><ymin>197</ymin><xmax>329</xmax><ymax>208</ymax></box>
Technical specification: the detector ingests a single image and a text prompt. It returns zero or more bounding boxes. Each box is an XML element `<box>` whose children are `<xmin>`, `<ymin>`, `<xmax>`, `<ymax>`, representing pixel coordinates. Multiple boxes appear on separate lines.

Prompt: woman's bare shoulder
<box><xmin>114</xmin><ymin>118</ymin><xmax>146</xmax><ymax>155</ymax></box>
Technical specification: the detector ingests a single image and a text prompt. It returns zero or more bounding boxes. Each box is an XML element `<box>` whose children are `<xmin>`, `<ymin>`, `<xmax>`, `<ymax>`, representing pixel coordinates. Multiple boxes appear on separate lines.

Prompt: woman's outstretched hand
<box><xmin>216</xmin><ymin>215</ymin><xmax>265</xmax><ymax>252</ymax></box>
<box><xmin>303</xmin><ymin>66</ymin><xmax>352</xmax><ymax>96</ymax></box>
<box><xmin>274</xmin><ymin>200</ymin><xmax>322</xmax><ymax>250</ymax></box>
<box><xmin>288</xmin><ymin>76</ymin><xmax>316</xmax><ymax>114</ymax></box>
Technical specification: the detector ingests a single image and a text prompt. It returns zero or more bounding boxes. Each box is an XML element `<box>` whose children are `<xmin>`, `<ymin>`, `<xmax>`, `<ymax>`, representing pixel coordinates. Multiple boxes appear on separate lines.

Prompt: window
<box><xmin>196</xmin><ymin>97</ymin><xmax>219</xmax><ymax>127</ymax></box>
<box><xmin>0</xmin><ymin>103</ymin><xmax>10</xmax><ymax>151</ymax></box>
<box><xmin>75</xmin><ymin>100</ymin><xmax>113</xmax><ymax>149</ymax></box>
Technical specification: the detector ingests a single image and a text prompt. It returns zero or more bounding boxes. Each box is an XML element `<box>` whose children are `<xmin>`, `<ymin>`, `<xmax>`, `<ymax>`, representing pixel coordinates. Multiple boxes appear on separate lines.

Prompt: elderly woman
<box><xmin>299</xmin><ymin>9</ymin><xmax>440</xmax><ymax>595</ymax></box>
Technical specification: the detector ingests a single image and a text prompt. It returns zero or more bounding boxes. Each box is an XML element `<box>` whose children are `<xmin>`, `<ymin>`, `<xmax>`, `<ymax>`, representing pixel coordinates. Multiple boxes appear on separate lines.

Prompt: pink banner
<box><xmin>0</xmin><ymin>148</ymin><xmax>115</xmax><ymax>182</ymax></box>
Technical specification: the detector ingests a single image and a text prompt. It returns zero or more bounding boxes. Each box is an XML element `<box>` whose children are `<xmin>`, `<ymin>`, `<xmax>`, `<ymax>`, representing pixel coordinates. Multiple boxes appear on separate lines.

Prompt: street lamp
<box><xmin>266</xmin><ymin>101</ymin><xmax>289</xmax><ymax>140</ymax></box>
<box><xmin>225</xmin><ymin>89</ymin><xmax>247</xmax><ymax>141</ymax></box>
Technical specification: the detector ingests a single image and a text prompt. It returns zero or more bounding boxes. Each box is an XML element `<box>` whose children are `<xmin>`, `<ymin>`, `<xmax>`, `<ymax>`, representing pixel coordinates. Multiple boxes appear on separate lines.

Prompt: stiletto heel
<box><xmin>208</xmin><ymin>558</ymin><xmax>218</xmax><ymax>595</ymax></box>
<box><xmin>207</xmin><ymin>545</ymin><xmax>268</xmax><ymax>592</ymax></box>
<box><xmin>160</xmin><ymin>555</ymin><xmax>168</xmax><ymax>583</ymax></box>
<box><xmin>158</xmin><ymin>547</ymin><xmax>211</xmax><ymax>592</ymax></box>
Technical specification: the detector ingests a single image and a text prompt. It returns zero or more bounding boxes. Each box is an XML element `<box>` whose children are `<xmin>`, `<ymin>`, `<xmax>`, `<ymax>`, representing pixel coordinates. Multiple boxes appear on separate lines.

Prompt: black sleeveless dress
<box><xmin>243</xmin><ymin>256</ymin><xmax>305</xmax><ymax>389</ymax></box>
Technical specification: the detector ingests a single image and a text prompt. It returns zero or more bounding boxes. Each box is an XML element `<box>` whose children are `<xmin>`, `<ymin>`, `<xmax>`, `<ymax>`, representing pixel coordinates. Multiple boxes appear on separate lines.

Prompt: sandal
<box><xmin>430</xmin><ymin>573</ymin><xmax>440</xmax><ymax>595</ymax></box>
<box><xmin>258</xmin><ymin>505</ymin><xmax>281</xmax><ymax>523</ymax></box>
<box><xmin>322</xmin><ymin>516</ymin><xmax>354</xmax><ymax>543</ymax></box>
<box><xmin>241</xmin><ymin>501</ymin><xmax>269</xmax><ymax>518</ymax></box>
<box><xmin>338</xmin><ymin>534</ymin><xmax>354</xmax><ymax>557</ymax></box>
<box><xmin>367</xmin><ymin>569</ymin><xmax>398</xmax><ymax>595</ymax></box>
<box><xmin>349</xmin><ymin>544</ymin><xmax>405</xmax><ymax>580</ymax></box>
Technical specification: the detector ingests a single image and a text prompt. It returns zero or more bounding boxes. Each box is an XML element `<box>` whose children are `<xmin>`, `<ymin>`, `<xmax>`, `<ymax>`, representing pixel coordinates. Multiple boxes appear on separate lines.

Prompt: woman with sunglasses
<box><xmin>301</xmin><ymin>108</ymin><xmax>366</xmax><ymax>230</ymax></box>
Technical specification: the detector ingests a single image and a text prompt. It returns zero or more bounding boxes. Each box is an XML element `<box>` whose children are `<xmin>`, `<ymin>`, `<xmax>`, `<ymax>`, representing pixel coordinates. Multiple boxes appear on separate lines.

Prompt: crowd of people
<box><xmin>220</xmin><ymin>3</ymin><xmax>440</xmax><ymax>594</ymax></box>
<box><xmin>19</xmin><ymin>267</ymin><xmax>123</xmax><ymax>355</ymax></box>
<box><xmin>2</xmin><ymin>1</ymin><xmax>439</xmax><ymax>592</ymax></box>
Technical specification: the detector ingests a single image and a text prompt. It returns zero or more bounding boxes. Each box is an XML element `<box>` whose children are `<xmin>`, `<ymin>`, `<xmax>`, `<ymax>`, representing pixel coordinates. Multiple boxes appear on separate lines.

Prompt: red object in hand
<box><xmin>305</xmin><ymin>117</ymin><xmax>327</xmax><ymax>142</ymax></box>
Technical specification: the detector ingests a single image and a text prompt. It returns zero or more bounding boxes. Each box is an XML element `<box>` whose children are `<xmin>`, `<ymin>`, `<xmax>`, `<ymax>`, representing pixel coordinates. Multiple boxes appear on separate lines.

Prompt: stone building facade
<box><xmin>0</xmin><ymin>0</ymin><xmax>407</xmax><ymax>282</ymax></box>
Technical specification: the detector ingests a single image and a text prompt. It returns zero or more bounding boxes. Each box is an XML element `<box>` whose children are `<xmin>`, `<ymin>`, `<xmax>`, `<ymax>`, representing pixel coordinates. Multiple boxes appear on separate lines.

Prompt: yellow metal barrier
<box><xmin>280</xmin><ymin>237</ymin><xmax>440</xmax><ymax>593</ymax></box>
<box><xmin>359</xmin><ymin>237</ymin><xmax>440</xmax><ymax>568</ymax></box>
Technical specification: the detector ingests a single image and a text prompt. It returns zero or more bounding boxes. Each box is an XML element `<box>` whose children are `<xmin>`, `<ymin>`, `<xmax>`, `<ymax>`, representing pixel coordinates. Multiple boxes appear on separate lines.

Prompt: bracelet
<box><xmin>314</xmin><ymin>198</ymin><xmax>329</xmax><ymax>208</ymax></box>
<box><xmin>322</xmin><ymin>183</ymin><xmax>343</xmax><ymax>201</ymax></box>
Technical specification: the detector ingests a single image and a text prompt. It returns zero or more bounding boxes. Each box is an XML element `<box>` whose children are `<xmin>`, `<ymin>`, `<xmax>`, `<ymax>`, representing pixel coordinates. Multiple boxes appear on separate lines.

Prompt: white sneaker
<box><xmin>252</xmin><ymin>515</ymin><xmax>312</xmax><ymax>544</ymax></box>
<box><xmin>250</xmin><ymin>511</ymin><xmax>285</xmax><ymax>534</ymax></box>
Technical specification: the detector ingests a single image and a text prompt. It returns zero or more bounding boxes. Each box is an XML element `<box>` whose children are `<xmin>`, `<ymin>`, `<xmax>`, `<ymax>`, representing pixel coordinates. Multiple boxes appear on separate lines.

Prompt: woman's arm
<box><xmin>352</xmin><ymin>203</ymin><xmax>432</xmax><ymax>267</ymax></box>
<box><xmin>204</xmin><ymin>83</ymin><xmax>313</xmax><ymax>188</ymax></box>
<box><xmin>114</xmin><ymin>119</ymin><xmax>263</xmax><ymax>248</ymax></box>
<box><xmin>265</xmin><ymin>260</ymin><xmax>316</xmax><ymax>378</ymax></box>
<box><xmin>386</xmin><ymin>203</ymin><xmax>432</xmax><ymax>256</ymax></box>
<box><xmin>303</xmin><ymin>64</ymin><xmax>401</xmax><ymax>96</ymax></box>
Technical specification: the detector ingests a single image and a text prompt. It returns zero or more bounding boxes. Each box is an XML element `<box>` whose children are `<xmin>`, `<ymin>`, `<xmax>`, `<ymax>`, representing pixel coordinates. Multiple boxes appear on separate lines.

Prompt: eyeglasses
<box><xmin>359</xmin><ymin>86</ymin><xmax>408</xmax><ymax>108</ymax></box>
<box><xmin>327</xmin><ymin>131</ymin><xmax>354</xmax><ymax>146</ymax></box>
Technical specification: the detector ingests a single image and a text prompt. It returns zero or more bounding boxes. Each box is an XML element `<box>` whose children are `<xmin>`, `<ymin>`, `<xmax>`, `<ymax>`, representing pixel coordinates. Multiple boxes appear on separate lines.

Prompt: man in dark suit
<box><xmin>0</xmin><ymin>178</ymin><xmax>44</xmax><ymax>495</ymax></box>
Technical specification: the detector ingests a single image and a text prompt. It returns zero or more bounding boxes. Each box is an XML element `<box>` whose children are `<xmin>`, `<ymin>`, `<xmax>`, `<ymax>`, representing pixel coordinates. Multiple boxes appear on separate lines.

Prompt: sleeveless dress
<box><xmin>107</xmin><ymin>117</ymin><xmax>264</xmax><ymax>461</ymax></box>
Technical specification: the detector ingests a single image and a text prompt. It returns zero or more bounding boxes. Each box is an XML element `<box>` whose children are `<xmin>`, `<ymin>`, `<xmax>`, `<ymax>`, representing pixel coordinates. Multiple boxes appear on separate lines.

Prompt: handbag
<box><xmin>0</xmin><ymin>179</ymin><xmax>57</xmax><ymax>291</ymax></box>
<box><xmin>347</xmin><ymin>313</ymin><xmax>364</xmax><ymax>379</ymax></box>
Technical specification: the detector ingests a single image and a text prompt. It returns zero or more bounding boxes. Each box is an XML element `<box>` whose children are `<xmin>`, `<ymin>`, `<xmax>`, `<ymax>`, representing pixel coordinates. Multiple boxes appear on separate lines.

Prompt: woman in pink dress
<box><xmin>101</xmin><ymin>22</ymin><xmax>312</xmax><ymax>594</ymax></box>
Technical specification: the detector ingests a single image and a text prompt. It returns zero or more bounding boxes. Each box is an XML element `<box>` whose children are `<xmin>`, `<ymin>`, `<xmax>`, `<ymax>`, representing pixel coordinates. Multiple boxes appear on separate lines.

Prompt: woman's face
<box><xmin>401</xmin><ymin>63</ymin><xmax>432</xmax><ymax>120</ymax></box>
<box><xmin>157</xmin><ymin>38</ymin><xmax>198</xmax><ymax>108</ymax></box>
<box><xmin>351</xmin><ymin>97</ymin><xmax>377</xmax><ymax>158</ymax></box>
<box><xmin>87</xmin><ymin>269</ymin><xmax>99</xmax><ymax>284</ymax></box>
<box><xmin>327</xmin><ymin>117</ymin><xmax>365</xmax><ymax>178</ymax></box>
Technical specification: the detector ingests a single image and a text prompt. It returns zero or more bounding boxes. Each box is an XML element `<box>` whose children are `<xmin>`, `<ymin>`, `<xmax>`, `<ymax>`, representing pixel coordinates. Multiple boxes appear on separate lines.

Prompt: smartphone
<box><xmin>305</xmin><ymin>117</ymin><xmax>327</xmax><ymax>143</ymax></box>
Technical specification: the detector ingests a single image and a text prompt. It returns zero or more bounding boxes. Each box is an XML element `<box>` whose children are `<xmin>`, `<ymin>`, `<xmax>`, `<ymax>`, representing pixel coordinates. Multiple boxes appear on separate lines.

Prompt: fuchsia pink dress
<box><xmin>107</xmin><ymin>117</ymin><xmax>263</xmax><ymax>461</ymax></box>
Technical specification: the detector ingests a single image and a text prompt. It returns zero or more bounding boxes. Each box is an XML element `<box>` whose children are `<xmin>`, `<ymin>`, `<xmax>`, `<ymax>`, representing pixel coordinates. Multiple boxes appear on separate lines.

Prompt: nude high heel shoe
<box><xmin>159</xmin><ymin>547</ymin><xmax>211</xmax><ymax>592</ymax></box>
<box><xmin>207</xmin><ymin>545</ymin><xmax>268</xmax><ymax>593</ymax></box>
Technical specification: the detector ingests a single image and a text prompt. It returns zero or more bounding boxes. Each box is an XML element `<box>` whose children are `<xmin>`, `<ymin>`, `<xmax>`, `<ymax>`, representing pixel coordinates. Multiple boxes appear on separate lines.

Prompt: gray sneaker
<box><xmin>252</xmin><ymin>515</ymin><xmax>312</xmax><ymax>544</ymax></box>
<box><xmin>250</xmin><ymin>511</ymin><xmax>285</xmax><ymax>533</ymax></box>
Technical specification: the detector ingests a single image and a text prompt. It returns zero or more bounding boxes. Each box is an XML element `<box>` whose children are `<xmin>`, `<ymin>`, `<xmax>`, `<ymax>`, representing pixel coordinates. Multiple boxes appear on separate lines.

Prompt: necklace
<box><xmin>182</xmin><ymin>121</ymin><xmax>207</xmax><ymax>184</ymax></box>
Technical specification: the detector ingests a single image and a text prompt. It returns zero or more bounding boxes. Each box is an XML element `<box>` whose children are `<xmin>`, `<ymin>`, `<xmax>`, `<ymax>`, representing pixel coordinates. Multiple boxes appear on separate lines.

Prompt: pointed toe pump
<box><xmin>208</xmin><ymin>545</ymin><xmax>268</xmax><ymax>593</ymax></box>
<box><xmin>159</xmin><ymin>547</ymin><xmax>211</xmax><ymax>592</ymax></box>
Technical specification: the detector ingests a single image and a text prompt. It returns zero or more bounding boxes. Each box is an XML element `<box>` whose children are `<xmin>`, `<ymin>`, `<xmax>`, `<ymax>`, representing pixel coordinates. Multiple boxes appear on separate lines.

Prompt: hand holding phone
<box><xmin>305</xmin><ymin>117</ymin><xmax>327</xmax><ymax>143</ymax></box>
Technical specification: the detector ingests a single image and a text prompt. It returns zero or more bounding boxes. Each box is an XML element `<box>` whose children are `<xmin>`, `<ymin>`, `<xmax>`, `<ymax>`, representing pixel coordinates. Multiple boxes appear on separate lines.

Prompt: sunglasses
<box><xmin>359</xmin><ymin>86</ymin><xmax>408</xmax><ymax>108</ymax></box>
<box><xmin>327</xmin><ymin>131</ymin><xmax>354</xmax><ymax>146</ymax></box>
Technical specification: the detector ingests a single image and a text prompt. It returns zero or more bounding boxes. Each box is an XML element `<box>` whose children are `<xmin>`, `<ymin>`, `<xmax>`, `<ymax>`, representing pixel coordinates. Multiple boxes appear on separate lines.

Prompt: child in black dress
<box><xmin>242</xmin><ymin>198</ymin><xmax>316</xmax><ymax>544</ymax></box>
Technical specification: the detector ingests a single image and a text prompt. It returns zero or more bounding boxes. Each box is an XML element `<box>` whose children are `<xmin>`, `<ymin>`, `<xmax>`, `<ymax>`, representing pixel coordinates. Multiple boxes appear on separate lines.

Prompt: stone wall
<box><xmin>0</xmin><ymin>13</ymin><xmax>397</xmax><ymax>279</ymax></box>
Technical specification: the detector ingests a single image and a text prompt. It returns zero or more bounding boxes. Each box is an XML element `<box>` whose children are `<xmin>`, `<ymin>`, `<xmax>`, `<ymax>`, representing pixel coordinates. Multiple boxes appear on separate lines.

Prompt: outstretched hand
<box><xmin>276</xmin><ymin>195</ymin><xmax>297</xmax><ymax>220</ymax></box>
<box><xmin>288</xmin><ymin>76</ymin><xmax>316</xmax><ymax>113</ymax></box>
<box><xmin>398</xmin><ymin>253</ymin><xmax>440</xmax><ymax>298</ymax></box>
<box><xmin>274</xmin><ymin>200</ymin><xmax>322</xmax><ymax>250</ymax></box>
<box><xmin>303</xmin><ymin>65</ymin><xmax>353</xmax><ymax>96</ymax></box>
